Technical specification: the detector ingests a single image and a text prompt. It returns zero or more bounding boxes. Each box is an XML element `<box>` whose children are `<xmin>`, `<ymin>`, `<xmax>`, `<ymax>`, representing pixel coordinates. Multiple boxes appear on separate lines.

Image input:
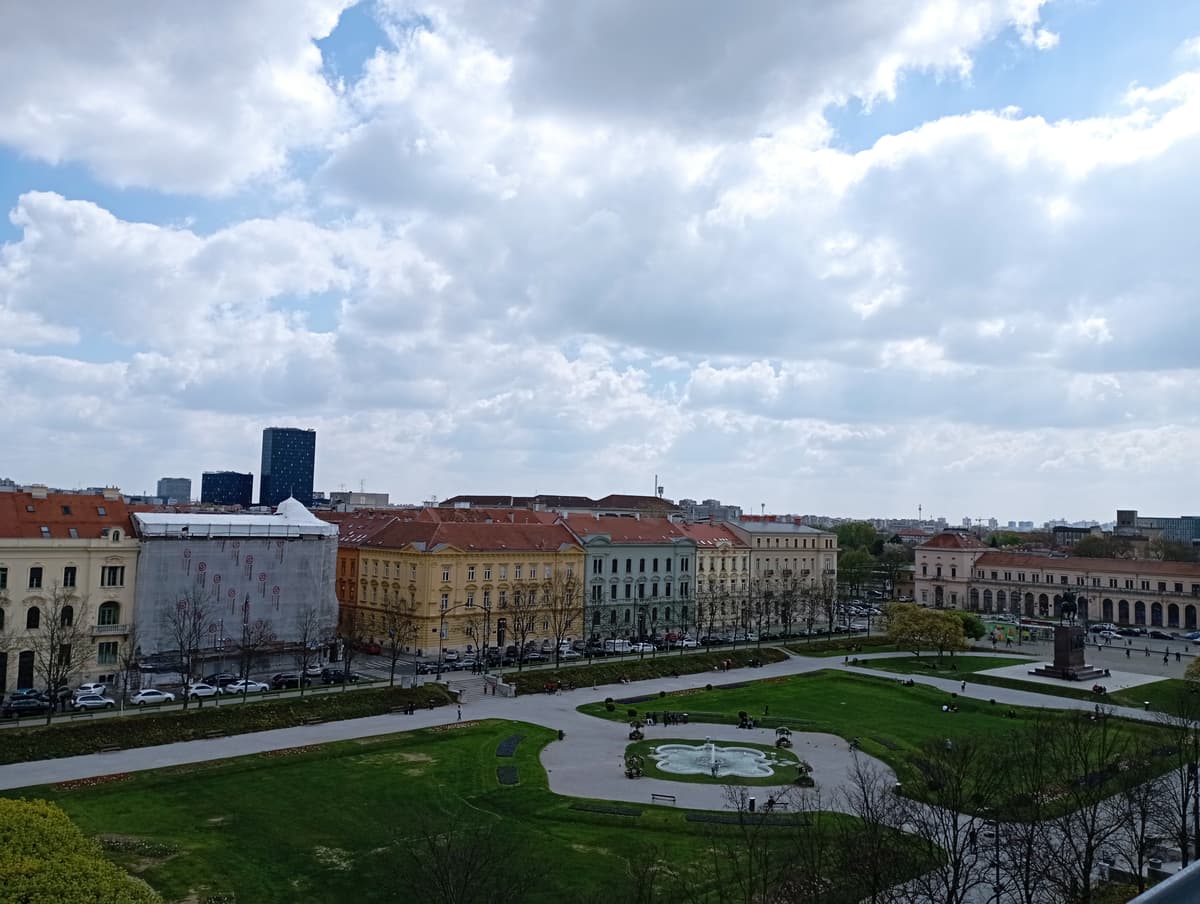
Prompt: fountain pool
<box><xmin>649</xmin><ymin>738</ymin><xmax>788</xmax><ymax>778</ymax></box>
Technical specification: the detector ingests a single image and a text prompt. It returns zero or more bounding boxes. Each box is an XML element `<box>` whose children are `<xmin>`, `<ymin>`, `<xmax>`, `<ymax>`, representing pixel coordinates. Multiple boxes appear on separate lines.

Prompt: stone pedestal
<box><xmin>1031</xmin><ymin>625</ymin><xmax>1106</xmax><ymax>681</ymax></box>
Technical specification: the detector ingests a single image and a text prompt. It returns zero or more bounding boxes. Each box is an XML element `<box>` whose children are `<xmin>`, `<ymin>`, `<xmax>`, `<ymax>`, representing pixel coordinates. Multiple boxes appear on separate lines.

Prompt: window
<box><xmin>101</xmin><ymin>566</ymin><xmax>124</xmax><ymax>587</ymax></box>
<box><xmin>591</xmin><ymin>585</ymin><xmax>602</xmax><ymax>602</ymax></box>
<box><xmin>373</xmin><ymin>561</ymin><xmax>378</xmax><ymax>577</ymax></box>
<box><xmin>936</xmin><ymin>566</ymin><xmax>942</xmax><ymax>578</ymax></box>
<box><xmin>951</xmin><ymin>566</ymin><xmax>957</xmax><ymax>579</ymax></box>
<box><xmin>681</xmin><ymin>559</ymin><xmax>689</xmax><ymax>572</ymax></box>
<box><xmin>921</xmin><ymin>564</ymin><xmax>927</xmax><ymax>576</ymax></box>
<box><xmin>665</xmin><ymin>559</ymin><xmax>672</xmax><ymax>572</ymax></box>
<box><xmin>1141</xmin><ymin>581</ymin><xmax>1150</xmax><ymax>591</ymax></box>
<box><xmin>681</xmin><ymin>582</ymin><xmax>689</xmax><ymax>599</ymax></box>
<box><xmin>651</xmin><ymin>583</ymin><xmax>658</xmax><ymax>598</ymax></box>
<box><xmin>466</xmin><ymin>592</ymin><xmax>474</xmax><ymax>608</ymax></box>
<box><xmin>468</xmin><ymin>566</ymin><xmax>476</xmax><ymax>581</ymax></box>
<box><xmin>0</xmin><ymin>609</ymin><xmax>3</xmax><ymax>630</ymax></box>
<box><xmin>440</xmin><ymin>594</ymin><xmax>449</xmax><ymax>610</ymax></box>
<box><xmin>39</xmin><ymin>526</ymin><xmax>51</xmax><ymax>538</ymax></box>
<box><xmin>639</xmin><ymin>558</ymin><xmax>646</xmax><ymax>573</ymax></box>
<box><xmin>665</xmin><ymin>582</ymin><xmax>672</xmax><ymax>597</ymax></box>
<box><xmin>638</xmin><ymin>584</ymin><xmax>646</xmax><ymax>599</ymax></box>
<box><xmin>1004</xmin><ymin>572</ymin><xmax>1011</xmax><ymax>581</ymax></box>
<box><xmin>515</xmin><ymin>565</ymin><xmax>522</xmax><ymax>580</ymax></box>
<box><xmin>626</xmin><ymin>558</ymin><xmax>632</xmax><ymax>574</ymax></box>
<box><xmin>592</xmin><ymin>558</ymin><xmax>601</xmax><ymax>575</ymax></box>
<box><xmin>29</xmin><ymin>566</ymin><xmax>43</xmax><ymax>589</ymax></box>
<box><xmin>26</xmin><ymin>607</ymin><xmax>40</xmax><ymax>630</ymax></box>
<box><xmin>625</xmin><ymin>585</ymin><xmax>632</xmax><ymax>600</ymax></box>
<box><xmin>441</xmin><ymin>567</ymin><xmax>450</xmax><ymax>582</ymax></box>
<box><xmin>60</xmin><ymin>605</ymin><xmax>74</xmax><ymax>627</ymax></box>
<box><xmin>990</xmin><ymin>571</ymin><xmax>998</xmax><ymax>580</ymax></box>
<box><xmin>482</xmin><ymin>590</ymin><xmax>490</xmax><ymax>607</ymax></box>
<box><xmin>383</xmin><ymin>562</ymin><xmax>389</xmax><ymax>578</ymax></box>
<box><xmin>610</xmin><ymin>584</ymin><xmax>618</xmax><ymax>600</ymax></box>
<box><xmin>98</xmin><ymin>642</ymin><xmax>118</xmax><ymax>665</ymax></box>
<box><xmin>63</xmin><ymin>566</ymin><xmax>77</xmax><ymax>588</ymax></box>
<box><xmin>1176</xmin><ymin>583</ymin><xmax>1184</xmax><ymax>594</ymax></box>
<box><xmin>499</xmin><ymin>590</ymin><xmax>507</xmax><ymax>609</ymax></box>
<box><xmin>97</xmin><ymin>506</ymin><xmax>107</xmax><ymax>516</ymax></box>
<box><xmin>1060</xmin><ymin>576</ymin><xmax>1068</xmax><ymax>585</ymax></box>
<box><xmin>0</xmin><ymin>567</ymin><xmax>6</xmax><ymax>589</ymax></box>
<box><xmin>499</xmin><ymin>565</ymin><xmax>507</xmax><ymax>580</ymax></box>
<box><xmin>653</xmin><ymin>558</ymin><xmax>659</xmax><ymax>572</ymax></box>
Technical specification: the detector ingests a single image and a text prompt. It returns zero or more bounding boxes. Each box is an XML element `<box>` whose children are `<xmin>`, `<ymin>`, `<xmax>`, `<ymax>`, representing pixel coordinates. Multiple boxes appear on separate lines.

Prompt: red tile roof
<box><xmin>919</xmin><ymin>531</ymin><xmax>989</xmax><ymax>550</ymax></box>
<box><xmin>975</xmin><ymin>550</ymin><xmax>1200</xmax><ymax>578</ymax></box>
<box><xmin>0</xmin><ymin>490</ymin><xmax>137</xmax><ymax>540</ymax></box>
<box><xmin>564</xmin><ymin>514</ymin><xmax>687</xmax><ymax>544</ymax></box>
<box><xmin>420</xmin><ymin>507</ymin><xmax>560</xmax><ymax>525</ymax></box>
<box><xmin>676</xmin><ymin>522</ymin><xmax>749</xmax><ymax>548</ymax></box>
<box><xmin>594</xmin><ymin>494</ymin><xmax>679</xmax><ymax>512</ymax></box>
<box><xmin>360</xmin><ymin>518</ymin><xmax>581</xmax><ymax>554</ymax></box>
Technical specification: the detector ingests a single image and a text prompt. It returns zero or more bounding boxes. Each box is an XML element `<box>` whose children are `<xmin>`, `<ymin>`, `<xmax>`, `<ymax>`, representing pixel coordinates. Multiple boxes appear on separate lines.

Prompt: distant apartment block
<box><xmin>155</xmin><ymin>477</ymin><xmax>191</xmax><ymax>504</ymax></box>
<box><xmin>678</xmin><ymin>498</ymin><xmax>743</xmax><ymax>522</ymax></box>
<box><xmin>201</xmin><ymin>471</ymin><xmax>254</xmax><ymax>507</ymax></box>
<box><xmin>260</xmin><ymin>427</ymin><xmax>316</xmax><ymax>508</ymax></box>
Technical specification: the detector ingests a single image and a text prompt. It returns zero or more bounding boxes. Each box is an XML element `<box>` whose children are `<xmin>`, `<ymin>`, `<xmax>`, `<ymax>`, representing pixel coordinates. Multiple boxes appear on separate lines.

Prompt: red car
<box><xmin>355</xmin><ymin>640</ymin><xmax>383</xmax><ymax>655</ymax></box>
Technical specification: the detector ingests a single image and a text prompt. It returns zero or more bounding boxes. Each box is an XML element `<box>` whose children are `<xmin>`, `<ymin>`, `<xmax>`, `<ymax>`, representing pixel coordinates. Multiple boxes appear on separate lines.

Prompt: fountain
<box><xmin>649</xmin><ymin>738</ymin><xmax>784</xmax><ymax>778</ymax></box>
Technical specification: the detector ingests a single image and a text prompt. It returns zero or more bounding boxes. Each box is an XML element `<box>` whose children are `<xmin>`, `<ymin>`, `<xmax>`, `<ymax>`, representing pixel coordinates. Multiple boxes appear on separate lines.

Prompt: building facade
<box><xmin>131</xmin><ymin>499</ymin><xmax>339</xmax><ymax>663</ymax></box>
<box><xmin>260</xmin><ymin>427</ymin><xmax>316</xmax><ymax>508</ymax></box>
<box><xmin>201</xmin><ymin>471</ymin><xmax>254</xmax><ymax>507</ymax></box>
<box><xmin>0</xmin><ymin>487</ymin><xmax>139</xmax><ymax>693</ymax></box>
<box><xmin>156</xmin><ymin>477</ymin><xmax>191</xmax><ymax>504</ymax></box>
<box><xmin>564</xmin><ymin>514</ymin><xmax>696</xmax><ymax>642</ymax></box>
<box><xmin>729</xmin><ymin>519</ymin><xmax>839</xmax><ymax>593</ymax></box>
<box><xmin>678</xmin><ymin>522</ymin><xmax>752</xmax><ymax>635</ymax></box>
<box><xmin>913</xmin><ymin>530</ymin><xmax>987</xmax><ymax>609</ymax></box>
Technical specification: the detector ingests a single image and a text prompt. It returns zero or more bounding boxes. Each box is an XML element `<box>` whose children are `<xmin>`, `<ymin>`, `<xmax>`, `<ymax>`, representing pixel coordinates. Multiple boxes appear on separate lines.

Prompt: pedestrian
<box><xmin>763</xmin><ymin>704</ymin><xmax>769</xmax><ymax>716</ymax></box>
<box><xmin>457</xmin><ymin>704</ymin><xmax>462</xmax><ymax>721</ymax></box>
<box><xmin>960</xmin><ymin>680</ymin><xmax>966</xmax><ymax>693</ymax></box>
<box><xmin>969</xmin><ymin>827</ymin><xmax>978</xmax><ymax>851</ymax></box>
<box><xmin>1164</xmin><ymin>653</ymin><xmax>1170</xmax><ymax>665</ymax></box>
<box><xmin>1126</xmin><ymin>648</ymin><xmax>1131</xmax><ymax>659</ymax></box>
<box><xmin>1145</xmin><ymin>646</ymin><xmax>1150</xmax><ymax>657</ymax></box>
<box><xmin>1177</xmin><ymin>651</ymin><xmax>1182</xmax><ymax>663</ymax></box>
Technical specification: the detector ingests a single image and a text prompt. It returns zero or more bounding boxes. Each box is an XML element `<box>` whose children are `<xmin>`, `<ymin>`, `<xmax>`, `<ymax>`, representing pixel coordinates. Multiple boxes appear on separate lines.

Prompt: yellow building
<box><xmin>325</xmin><ymin>509</ymin><xmax>585</xmax><ymax>658</ymax></box>
<box><xmin>0</xmin><ymin>487</ymin><xmax>139</xmax><ymax>693</ymax></box>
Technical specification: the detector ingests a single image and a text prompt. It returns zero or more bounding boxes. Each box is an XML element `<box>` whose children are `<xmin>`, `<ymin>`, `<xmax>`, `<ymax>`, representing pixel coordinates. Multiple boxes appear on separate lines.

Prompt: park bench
<box><xmin>302</xmin><ymin>717</ymin><xmax>323</xmax><ymax>725</ymax></box>
<box><xmin>99</xmin><ymin>745</ymin><xmax>121</xmax><ymax>753</ymax></box>
<box><xmin>203</xmin><ymin>730</ymin><xmax>225</xmax><ymax>739</ymax></box>
<box><xmin>650</xmin><ymin>793</ymin><xmax>676</xmax><ymax>805</ymax></box>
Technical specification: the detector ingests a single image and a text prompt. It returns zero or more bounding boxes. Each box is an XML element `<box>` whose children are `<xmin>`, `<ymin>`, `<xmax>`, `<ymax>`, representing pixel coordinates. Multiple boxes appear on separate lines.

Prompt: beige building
<box><xmin>677</xmin><ymin>522</ymin><xmax>750</xmax><ymax>633</ymax></box>
<box><xmin>728</xmin><ymin>518</ymin><xmax>839</xmax><ymax>594</ymax></box>
<box><xmin>915</xmin><ymin>530</ymin><xmax>1200</xmax><ymax>630</ymax></box>
<box><xmin>0</xmin><ymin>487</ymin><xmax>139</xmax><ymax>693</ymax></box>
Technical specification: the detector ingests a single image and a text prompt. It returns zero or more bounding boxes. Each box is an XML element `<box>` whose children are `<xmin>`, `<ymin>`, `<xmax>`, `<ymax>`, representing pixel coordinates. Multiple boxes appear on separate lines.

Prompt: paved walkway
<box><xmin>0</xmin><ymin>647</ymin><xmax>1172</xmax><ymax>803</ymax></box>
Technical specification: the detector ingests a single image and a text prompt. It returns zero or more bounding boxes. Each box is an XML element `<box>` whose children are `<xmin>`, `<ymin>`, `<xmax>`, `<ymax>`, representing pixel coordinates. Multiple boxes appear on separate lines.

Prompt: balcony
<box><xmin>91</xmin><ymin>623</ymin><xmax>129</xmax><ymax>636</ymax></box>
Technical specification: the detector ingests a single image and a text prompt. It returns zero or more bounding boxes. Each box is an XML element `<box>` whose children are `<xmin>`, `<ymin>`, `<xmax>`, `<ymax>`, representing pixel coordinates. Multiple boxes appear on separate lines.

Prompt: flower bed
<box><xmin>0</xmin><ymin>685</ymin><xmax>453</xmax><ymax>766</ymax></box>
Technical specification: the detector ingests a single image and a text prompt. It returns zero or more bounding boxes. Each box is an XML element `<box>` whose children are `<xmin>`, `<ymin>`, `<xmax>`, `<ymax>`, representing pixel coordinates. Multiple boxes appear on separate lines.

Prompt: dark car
<box><xmin>1148</xmin><ymin>630</ymin><xmax>1175</xmax><ymax>641</ymax></box>
<box><xmin>1117</xmin><ymin>627</ymin><xmax>1146</xmax><ymax>637</ymax></box>
<box><xmin>270</xmin><ymin>673</ymin><xmax>311</xmax><ymax>690</ymax></box>
<box><xmin>320</xmin><ymin>668</ymin><xmax>362</xmax><ymax>685</ymax></box>
<box><xmin>203</xmin><ymin>673</ymin><xmax>240</xmax><ymax>688</ymax></box>
<box><xmin>2</xmin><ymin>696</ymin><xmax>50</xmax><ymax>719</ymax></box>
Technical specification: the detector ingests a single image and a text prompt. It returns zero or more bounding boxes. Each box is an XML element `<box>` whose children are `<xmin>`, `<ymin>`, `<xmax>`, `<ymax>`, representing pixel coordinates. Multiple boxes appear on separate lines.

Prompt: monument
<box><xmin>1030</xmin><ymin>592</ymin><xmax>1106</xmax><ymax>682</ymax></box>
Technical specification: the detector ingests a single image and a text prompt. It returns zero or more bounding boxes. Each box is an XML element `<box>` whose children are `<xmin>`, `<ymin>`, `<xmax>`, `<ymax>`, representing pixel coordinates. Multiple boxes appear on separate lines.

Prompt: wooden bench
<box><xmin>302</xmin><ymin>717</ymin><xmax>323</xmax><ymax>725</ymax></box>
<box><xmin>203</xmin><ymin>730</ymin><xmax>225</xmax><ymax>739</ymax></box>
<box><xmin>650</xmin><ymin>793</ymin><xmax>676</xmax><ymax>805</ymax></box>
<box><xmin>99</xmin><ymin>745</ymin><xmax>121</xmax><ymax>753</ymax></box>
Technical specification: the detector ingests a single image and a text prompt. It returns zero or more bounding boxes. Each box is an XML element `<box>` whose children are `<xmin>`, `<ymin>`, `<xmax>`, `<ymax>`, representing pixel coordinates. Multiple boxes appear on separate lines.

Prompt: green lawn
<box><xmin>581</xmin><ymin>670</ymin><xmax>1171</xmax><ymax>812</ymax></box>
<box><xmin>855</xmin><ymin>655</ymin><xmax>1036</xmax><ymax>676</ymax></box>
<box><xmin>7</xmin><ymin>719</ymin><xmax>877</xmax><ymax>904</ymax></box>
<box><xmin>625</xmin><ymin>737</ymin><xmax>800</xmax><ymax>786</ymax></box>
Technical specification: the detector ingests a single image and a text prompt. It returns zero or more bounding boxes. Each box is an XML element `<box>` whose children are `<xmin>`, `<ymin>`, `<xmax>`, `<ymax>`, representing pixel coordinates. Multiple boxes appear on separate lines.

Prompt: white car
<box><xmin>559</xmin><ymin>649</ymin><xmax>582</xmax><ymax>660</ymax></box>
<box><xmin>130</xmin><ymin>689</ymin><xmax>176</xmax><ymax>706</ymax></box>
<box><xmin>443</xmin><ymin>650</ymin><xmax>460</xmax><ymax>662</ymax></box>
<box><xmin>222</xmin><ymin>679</ymin><xmax>269</xmax><ymax>695</ymax></box>
<box><xmin>185</xmin><ymin>682</ymin><xmax>220</xmax><ymax>699</ymax></box>
<box><xmin>71</xmin><ymin>693</ymin><xmax>115</xmax><ymax>711</ymax></box>
<box><xmin>630</xmin><ymin>642</ymin><xmax>656</xmax><ymax>653</ymax></box>
<box><xmin>674</xmin><ymin>637</ymin><xmax>698</xmax><ymax>648</ymax></box>
<box><xmin>75</xmin><ymin>682</ymin><xmax>106</xmax><ymax>697</ymax></box>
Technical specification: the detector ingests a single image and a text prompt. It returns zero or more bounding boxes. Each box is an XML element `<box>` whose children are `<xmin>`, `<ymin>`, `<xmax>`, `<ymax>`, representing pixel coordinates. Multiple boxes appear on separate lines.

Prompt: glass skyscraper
<box><xmin>259</xmin><ymin>427</ymin><xmax>316</xmax><ymax>508</ymax></box>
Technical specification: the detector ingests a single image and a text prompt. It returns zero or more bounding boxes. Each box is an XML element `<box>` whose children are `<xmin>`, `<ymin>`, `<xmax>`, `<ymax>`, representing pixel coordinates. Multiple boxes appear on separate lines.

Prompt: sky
<box><xmin>1</xmin><ymin>1</ymin><xmax>1199</xmax><ymax>524</ymax></box>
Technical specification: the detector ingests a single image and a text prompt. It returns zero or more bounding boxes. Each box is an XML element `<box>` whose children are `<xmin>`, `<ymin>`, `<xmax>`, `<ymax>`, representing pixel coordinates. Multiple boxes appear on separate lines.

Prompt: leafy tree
<box><xmin>1151</xmin><ymin>539</ymin><xmax>1200</xmax><ymax>562</ymax></box>
<box><xmin>950</xmin><ymin>611</ymin><xmax>986</xmax><ymax>642</ymax></box>
<box><xmin>988</xmin><ymin>531</ymin><xmax>1026</xmax><ymax>548</ymax></box>
<box><xmin>0</xmin><ymin>799</ymin><xmax>161</xmax><ymax>903</ymax></box>
<box><xmin>838</xmin><ymin>548</ymin><xmax>875</xmax><ymax>596</ymax></box>
<box><xmin>836</xmin><ymin>521</ymin><xmax>877</xmax><ymax>552</ymax></box>
<box><xmin>886</xmin><ymin>604</ymin><xmax>967</xmax><ymax>664</ymax></box>
<box><xmin>1072</xmin><ymin>534</ymin><xmax>1132</xmax><ymax>558</ymax></box>
<box><xmin>506</xmin><ymin>582</ymin><xmax>540</xmax><ymax>670</ymax></box>
<box><xmin>876</xmin><ymin>544</ymin><xmax>912</xmax><ymax>597</ymax></box>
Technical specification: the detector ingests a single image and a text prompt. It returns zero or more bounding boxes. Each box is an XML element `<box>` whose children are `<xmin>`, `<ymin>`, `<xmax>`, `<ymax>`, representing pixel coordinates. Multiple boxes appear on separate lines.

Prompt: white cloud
<box><xmin>0</xmin><ymin>1</ymin><xmax>351</xmax><ymax>194</ymax></box>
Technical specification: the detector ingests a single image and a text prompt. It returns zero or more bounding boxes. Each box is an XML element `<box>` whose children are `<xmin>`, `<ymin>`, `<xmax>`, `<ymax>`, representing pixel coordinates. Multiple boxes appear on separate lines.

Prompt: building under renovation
<box><xmin>131</xmin><ymin>498</ymin><xmax>339</xmax><ymax>662</ymax></box>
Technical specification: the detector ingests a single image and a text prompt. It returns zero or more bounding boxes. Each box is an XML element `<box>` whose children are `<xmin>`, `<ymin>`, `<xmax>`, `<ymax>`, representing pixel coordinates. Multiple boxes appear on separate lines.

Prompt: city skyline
<box><xmin>1</xmin><ymin>2</ymin><xmax>1198</xmax><ymax>521</ymax></box>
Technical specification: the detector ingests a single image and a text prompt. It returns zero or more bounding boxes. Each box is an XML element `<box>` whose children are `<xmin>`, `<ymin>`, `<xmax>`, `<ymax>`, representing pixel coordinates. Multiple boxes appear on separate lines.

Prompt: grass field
<box><xmin>855</xmin><ymin>655</ymin><xmax>1031</xmax><ymax>676</ymax></box>
<box><xmin>3</xmin><ymin>718</ymin><xmax>899</xmax><ymax>904</ymax></box>
<box><xmin>581</xmin><ymin>670</ymin><xmax>1172</xmax><ymax>811</ymax></box>
<box><xmin>624</xmin><ymin>737</ymin><xmax>800</xmax><ymax>786</ymax></box>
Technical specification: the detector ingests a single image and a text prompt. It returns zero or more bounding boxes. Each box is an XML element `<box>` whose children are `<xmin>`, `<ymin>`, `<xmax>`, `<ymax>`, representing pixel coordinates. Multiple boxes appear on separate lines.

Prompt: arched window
<box><xmin>996</xmin><ymin>590</ymin><xmax>1007</xmax><ymax>611</ymax></box>
<box><xmin>26</xmin><ymin>607</ymin><xmax>40</xmax><ymax>630</ymax></box>
<box><xmin>1134</xmin><ymin>601</ymin><xmax>1146</xmax><ymax>625</ymax></box>
<box><xmin>982</xmin><ymin>590</ymin><xmax>993</xmax><ymax>612</ymax></box>
<box><xmin>969</xmin><ymin>588</ymin><xmax>979</xmax><ymax>611</ymax></box>
<box><xmin>1151</xmin><ymin>602</ymin><xmax>1163</xmax><ymax>627</ymax></box>
<box><xmin>1168</xmin><ymin>604</ymin><xmax>1180</xmax><ymax>628</ymax></box>
<box><xmin>1118</xmin><ymin>600</ymin><xmax>1129</xmax><ymax>622</ymax></box>
<box><xmin>60</xmin><ymin>605</ymin><xmax>74</xmax><ymax>627</ymax></box>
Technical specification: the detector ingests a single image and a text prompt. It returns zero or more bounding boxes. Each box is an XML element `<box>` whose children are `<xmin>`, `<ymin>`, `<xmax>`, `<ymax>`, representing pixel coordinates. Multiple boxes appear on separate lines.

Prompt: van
<box><xmin>604</xmin><ymin>639</ymin><xmax>633</xmax><ymax>654</ymax></box>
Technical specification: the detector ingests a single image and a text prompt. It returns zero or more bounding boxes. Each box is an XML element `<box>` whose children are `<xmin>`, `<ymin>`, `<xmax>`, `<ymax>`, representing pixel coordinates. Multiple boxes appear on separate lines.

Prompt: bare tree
<box><xmin>379</xmin><ymin>596</ymin><xmax>418</xmax><ymax>686</ymax></box>
<box><xmin>1043</xmin><ymin>711</ymin><xmax>1128</xmax><ymax>904</ymax></box>
<box><xmin>1153</xmin><ymin>682</ymin><xmax>1200</xmax><ymax>866</ymax></box>
<box><xmin>506</xmin><ymin>583</ymin><xmax>540</xmax><ymax>670</ymax></box>
<box><xmin>117</xmin><ymin>622</ymin><xmax>143</xmax><ymax>711</ymax></box>
<box><xmin>994</xmin><ymin>715</ymin><xmax>1058</xmax><ymax>904</ymax></box>
<box><xmin>27</xmin><ymin>584</ymin><xmax>94</xmax><ymax>723</ymax></box>
<box><xmin>837</xmin><ymin>754</ymin><xmax>910</xmax><ymax>904</ymax></box>
<box><xmin>236</xmin><ymin>606</ymin><xmax>275</xmax><ymax>701</ymax></box>
<box><xmin>697</xmin><ymin>785</ymin><xmax>807</xmax><ymax>904</ymax></box>
<box><xmin>547</xmin><ymin>569</ymin><xmax>581</xmax><ymax>667</ymax></box>
<box><xmin>292</xmin><ymin>605</ymin><xmax>329</xmax><ymax>696</ymax></box>
<box><xmin>896</xmin><ymin>737</ymin><xmax>999</xmax><ymax>904</ymax></box>
<box><xmin>1112</xmin><ymin>749</ymin><xmax>1170</xmax><ymax>896</ymax></box>
<box><xmin>159</xmin><ymin>584</ymin><xmax>216</xmax><ymax>710</ymax></box>
<box><xmin>337</xmin><ymin>603</ymin><xmax>366</xmax><ymax>689</ymax></box>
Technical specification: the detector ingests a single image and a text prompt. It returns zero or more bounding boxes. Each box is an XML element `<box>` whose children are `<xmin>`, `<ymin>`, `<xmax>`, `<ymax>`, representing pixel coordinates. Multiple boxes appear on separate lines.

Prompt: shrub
<box><xmin>0</xmin><ymin>798</ymin><xmax>161</xmax><ymax>903</ymax></box>
<box><xmin>605</xmin><ymin>702</ymin><xmax>615</xmax><ymax>712</ymax></box>
<box><xmin>627</xmin><ymin>708</ymin><xmax>638</xmax><ymax>719</ymax></box>
<box><xmin>0</xmin><ymin>685</ymin><xmax>453</xmax><ymax>766</ymax></box>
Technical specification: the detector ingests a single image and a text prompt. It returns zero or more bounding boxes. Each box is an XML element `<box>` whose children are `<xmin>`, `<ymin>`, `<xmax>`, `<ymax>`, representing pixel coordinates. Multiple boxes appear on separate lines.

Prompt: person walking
<box><xmin>960</xmin><ymin>680</ymin><xmax>967</xmax><ymax>693</ymax></box>
<box><xmin>1126</xmin><ymin>647</ymin><xmax>1131</xmax><ymax>659</ymax></box>
<box><xmin>457</xmin><ymin>704</ymin><xmax>462</xmax><ymax>721</ymax></box>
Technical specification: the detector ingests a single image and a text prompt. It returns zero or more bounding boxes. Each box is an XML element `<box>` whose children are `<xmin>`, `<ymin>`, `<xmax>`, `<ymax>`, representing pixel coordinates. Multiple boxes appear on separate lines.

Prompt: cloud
<box><xmin>0</xmin><ymin>0</ymin><xmax>351</xmax><ymax>194</ymax></box>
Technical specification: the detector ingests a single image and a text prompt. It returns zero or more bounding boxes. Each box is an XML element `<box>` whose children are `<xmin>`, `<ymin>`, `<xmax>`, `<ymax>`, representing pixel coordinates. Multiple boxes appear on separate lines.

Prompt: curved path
<box><xmin>0</xmin><ymin>648</ymin><xmax>1161</xmax><ymax>804</ymax></box>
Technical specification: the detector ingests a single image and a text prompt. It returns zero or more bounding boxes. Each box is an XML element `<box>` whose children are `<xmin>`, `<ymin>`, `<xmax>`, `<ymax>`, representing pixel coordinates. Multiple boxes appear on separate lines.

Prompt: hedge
<box><xmin>506</xmin><ymin>647</ymin><xmax>788</xmax><ymax>695</ymax></box>
<box><xmin>784</xmin><ymin>635</ymin><xmax>896</xmax><ymax>655</ymax></box>
<box><xmin>0</xmin><ymin>798</ymin><xmax>161</xmax><ymax>903</ymax></box>
<box><xmin>0</xmin><ymin>685</ymin><xmax>453</xmax><ymax>766</ymax></box>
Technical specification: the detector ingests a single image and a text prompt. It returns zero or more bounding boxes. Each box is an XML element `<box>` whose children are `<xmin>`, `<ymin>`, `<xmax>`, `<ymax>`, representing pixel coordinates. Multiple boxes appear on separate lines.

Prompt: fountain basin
<box><xmin>646</xmin><ymin>738</ymin><xmax>794</xmax><ymax>779</ymax></box>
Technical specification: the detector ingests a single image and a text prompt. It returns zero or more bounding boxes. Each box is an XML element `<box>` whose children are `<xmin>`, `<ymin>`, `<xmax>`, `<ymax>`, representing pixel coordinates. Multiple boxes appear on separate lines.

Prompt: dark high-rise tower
<box><xmin>259</xmin><ymin>427</ymin><xmax>316</xmax><ymax>508</ymax></box>
<box><xmin>201</xmin><ymin>471</ymin><xmax>254</xmax><ymax>507</ymax></box>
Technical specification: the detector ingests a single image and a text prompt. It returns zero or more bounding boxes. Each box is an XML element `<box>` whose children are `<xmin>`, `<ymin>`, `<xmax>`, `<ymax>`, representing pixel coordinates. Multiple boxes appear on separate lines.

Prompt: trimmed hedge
<box><xmin>0</xmin><ymin>685</ymin><xmax>453</xmax><ymax>766</ymax></box>
<box><xmin>784</xmin><ymin>635</ymin><xmax>896</xmax><ymax>655</ymax></box>
<box><xmin>0</xmin><ymin>798</ymin><xmax>161</xmax><ymax>903</ymax></box>
<box><xmin>506</xmin><ymin>647</ymin><xmax>788</xmax><ymax>695</ymax></box>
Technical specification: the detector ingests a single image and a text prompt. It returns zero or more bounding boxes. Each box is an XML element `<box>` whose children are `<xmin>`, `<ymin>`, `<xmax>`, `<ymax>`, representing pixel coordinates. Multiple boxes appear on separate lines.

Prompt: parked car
<box><xmin>2</xmin><ymin>695</ymin><xmax>50</xmax><ymax>718</ymax></box>
<box><xmin>304</xmin><ymin>664</ymin><xmax>325</xmax><ymax>678</ymax></box>
<box><xmin>130</xmin><ymin>689</ymin><xmax>176</xmax><ymax>706</ymax></box>
<box><xmin>699</xmin><ymin>635</ymin><xmax>725</xmax><ymax>645</ymax></box>
<box><xmin>630</xmin><ymin>642</ymin><xmax>656</xmax><ymax>653</ymax></box>
<box><xmin>356</xmin><ymin>640</ymin><xmax>383</xmax><ymax>655</ymax></box>
<box><xmin>1148</xmin><ymin>630</ymin><xmax>1175</xmax><ymax>641</ymax></box>
<box><xmin>457</xmin><ymin>657</ymin><xmax>480</xmax><ymax>670</ymax></box>
<box><xmin>75</xmin><ymin>682</ymin><xmax>106</xmax><ymax>697</ymax></box>
<box><xmin>674</xmin><ymin>637</ymin><xmax>698</xmax><ymax>648</ymax></box>
<box><xmin>442</xmin><ymin>650</ymin><xmax>460</xmax><ymax>663</ymax></box>
<box><xmin>9</xmin><ymin>688</ymin><xmax>47</xmax><ymax>700</ymax></box>
<box><xmin>223</xmin><ymin>679</ymin><xmax>269</xmax><ymax>695</ymax></box>
<box><xmin>1097</xmin><ymin>630</ymin><xmax>1122</xmax><ymax>641</ymax></box>
<box><xmin>185</xmin><ymin>682</ymin><xmax>220</xmax><ymax>700</ymax></box>
<box><xmin>71</xmin><ymin>693</ymin><xmax>116</xmax><ymax>711</ymax></box>
<box><xmin>270</xmin><ymin>673</ymin><xmax>311</xmax><ymax>690</ymax></box>
<box><xmin>320</xmin><ymin>668</ymin><xmax>362</xmax><ymax>684</ymax></box>
<box><xmin>1181</xmin><ymin>631</ymin><xmax>1200</xmax><ymax>641</ymax></box>
<box><xmin>414</xmin><ymin>661</ymin><xmax>438</xmax><ymax>675</ymax></box>
<box><xmin>558</xmin><ymin>650</ymin><xmax>582</xmax><ymax>660</ymax></box>
<box><xmin>522</xmin><ymin>651</ymin><xmax>546</xmax><ymax>662</ymax></box>
<box><xmin>203</xmin><ymin>673</ymin><xmax>240</xmax><ymax>688</ymax></box>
